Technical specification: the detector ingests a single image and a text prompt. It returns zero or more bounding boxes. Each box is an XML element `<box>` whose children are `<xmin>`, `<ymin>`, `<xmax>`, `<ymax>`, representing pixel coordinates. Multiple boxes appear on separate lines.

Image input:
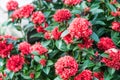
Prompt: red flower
<box><xmin>63</xmin><ymin>0</ymin><xmax>82</xmax><ymax>6</ymax></box>
<box><xmin>0</xmin><ymin>40</ymin><xmax>13</xmax><ymax>58</ymax></box>
<box><xmin>97</xmin><ymin>37</ymin><xmax>115</xmax><ymax>51</ymax></box>
<box><xmin>63</xmin><ymin>34</ymin><xmax>73</xmax><ymax>44</ymax></box>
<box><xmin>31</xmin><ymin>11</ymin><xmax>45</xmax><ymax>24</ymax></box>
<box><xmin>53</xmin><ymin>9</ymin><xmax>71</xmax><ymax>22</ymax></box>
<box><xmin>93</xmin><ymin>72</ymin><xmax>104</xmax><ymax>80</ymax></box>
<box><xmin>0</xmin><ymin>35</ymin><xmax>17</xmax><ymax>40</ymax></box>
<box><xmin>52</xmin><ymin>27</ymin><xmax>62</xmax><ymax>40</ymax></box>
<box><xmin>19</xmin><ymin>41</ymin><xmax>31</xmax><ymax>55</ymax></box>
<box><xmin>30</xmin><ymin>42</ymin><xmax>48</xmax><ymax>55</ymax></box>
<box><xmin>87</xmin><ymin>0</ymin><xmax>92</xmax><ymax>2</ymax></box>
<box><xmin>101</xmin><ymin>48</ymin><xmax>120</xmax><ymax>70</ymax></box>
<box><xmin>111</xmin><ymin>12</ymin><xmax>118</xmax><ymax>17</ymax></box>
<box><xmin>112</xmin><ymin>21</ymin><xmax>120</xmax><ymax>32</ymax></box>
<box><xmin>30</xmin><ymin>73</ymin><xmax>34</xmax><ymax>79</ymax></box>
<box><xmin>74</xmin><ymin>70</ymin><xmax>92</xmax><ymax>80</ymax></box>
<box><xmin>44</xmin><ymin>32</ymin><xmax>51</xmax><ymax>40</ymax></box>
<box><xmin>55</xmin><ymin>56</ymin><xmax>78</xmax><ymax>80</ymax></box>
<box><xmin>6</xmin><ymin>0</ymin><xmax>18</xmax><ymax>11</ymax></box>
<box><xmin>39</xmin><ymin>59</ymin><xmax>47</xmax><ymax>66</ymax></box>
<box><xmin>12</xmin><ymin>4</ymin><xmax>34</xmax><ymax>19</ymax></box>
<box><xmin>78</xmin><ymin>38</ymin><xmax>93</xmax><ymax>49</ymax></box>
<box><xmin>35</xmin><ymin>26</ymin><xmax>46</xmax><ymax>33</ymax></box>
<box><xmin>68</xmin><ymin>17</ymin><xmax>92</xmax><ymax>39</ymax></box>
<box><xmin>6</xmin><ymin>55</ymin><xmax>24</xmax><ymax>72</ymax></box>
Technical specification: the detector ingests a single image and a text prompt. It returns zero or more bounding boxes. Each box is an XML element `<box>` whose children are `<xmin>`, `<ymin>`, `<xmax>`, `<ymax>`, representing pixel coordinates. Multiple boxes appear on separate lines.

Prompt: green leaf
<box><xmin>106</xmin><ymin>3</ymin><xmax>116</xmax><ymax>12</ymax></box>
<box><xmin>43</xmin><ymin>67</ymin><xmax>50</xmax><ymax>75</ymax></box>
<box><xmin>8</xmin><ymin>72</ymin><xmax>14</xmax><ymax>79</ymax></box>
<box><xmin>31</xmin><ymin>51</ymin><xmax>39</xmax><ymax>55</ymax></box>
<box><xmin>41</xmin><ymin>40</ymin><xmax>51</xmax><ymax>47</ymax></box>
<box><xmin>20</xmin><ymin>73</ymin><xmax>31</xmax><ymax>79</ymax></box>
<box><xmin>60</xmin><ymin>30</ymin><xmax>69</xmax><ymax>38</ymax></box>
<box><xmin>47</xmin><ymin>60</ymin><xmax>54</xmax><ymax>66</ymax></box>
<box><xmin>108</xmin><ymin>68</ymin><xmax>115</xmax><ymax>75</ymax></box>
<box><xmin>35</xmin><ymin>72</ymin><xmax>41</xmax><ymax>78</ymax></box>
<box><xmin>30</xmin><ymin>33</ymin><xmax>43</xmax><ymax>38</ymax></box>
<box><xmin>54</xmin><ymin>76</ymin><xmax>61</xmax><ymax>80</ymax></box>
<box><xmin>34</xmin><ymin>56</ymin><xmax>41</xmax><ymax>63</ymax></box>
<box><xmin>90</xmin><ymin>32</ymin><xmax>99</xmax><ymax>42</ymax></box>
<box><xmin>101</xmin><ymin>53</ymin><xmax>108</xmax><ymax>58</ymax></box>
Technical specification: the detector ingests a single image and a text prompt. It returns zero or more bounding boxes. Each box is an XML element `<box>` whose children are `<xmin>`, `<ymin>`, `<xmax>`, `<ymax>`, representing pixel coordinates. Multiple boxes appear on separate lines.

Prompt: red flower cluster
<box><xmin>52</xmin><ymin>27</ymin><xmax>62</xmax><ymax>40</ymax></box>
<box><xmin>0</xmin><ymin>40</ymin><xmax>13</xmax><ymax>58</ymax></box>
<box><xmin>111</xmin><ymin>11</ymin><xmax>120</xmax><ymax>17</ymax></box>
<box><xmin>53</xmin><ymin>9</ymin><xmax>71</xmax><ymax>22</ymax></box>
<box><xmin>6</xmin><ymin>55</ymin><xmax>24</xmax><ymax>72</ymax></box>
<box><xmin>93</xmin><ymin>72</ymin><xmax>104</xmax><ymax>80</ymax></box>
<box><xmin>39</xmin><ymin>59</ymin><xmax>47</xmax><ymax>66</ymax></box>
<box><xmin>55</xmin><ymin>56</ymin><xmax>78</xmax><ymax>80</ymax></box>
<box><xmin>74</xmin><ymin>70</ymin><xmax>92</xmax><ymax>80</ymax></box>
<box><xmin>63</xmin><ymin>0</ymin><xmax>82</xmax><ymax>6</ymax></box>
<box><xmin>34</xmin><ymin>26</ymin><xmax>46</xmax><ymax>33</ymax></box>
<box><xmin>12</xmin><ymin>4</ymin><xmax>34</xmax><ymax>19</ymax></box>
<box><xmin>30</xmin><ymin>42</ymin><xmax>48</xmax><ymax>55</ymax></box>
<box><xmin>44</xmin><ymin>32</ymin><xmax>51</xmax><ymax>40</ymax></box>
<box><xmin>6</xmin><ymin>0</ymin><xmax>18</xmax><ymax>11</ymax></box>
<box><xmin>97</xmin><ymin>37</ymin><xmax>115</xmax><ymax>51</ymax></box>
<box><xmin>31</xmin><ymin>11</ymin><xmax>45</xmax><ymax>24</ymax></box>
<box><xmin>30</xmin><ymin>72</ymin><xmax>34</xmax><ymax>79</ymax></box>
<box><xmin>78</xmin><ymin>38</ymin><xmax>93</xmax><ymax>49</ymax></box>
<box><xmin>68</xmin><ymin>17</ymin><xmax>92</xmax><ymax>39</ymax></box>
<box><xmin>101</xmin><ymin>48</ymin><xmax>120</xmax><ymax>70</ymax></box>
<box><xmin>19</xmin><ymin>41</ymin><xmax>31</xmax><ymax>55</ymax></box>
<box><xmin>63</xmin><ymin>34</ymin><xmax>73</xmax><ymax>44</ymax></box>
<box><xmin>112</xmin><ymin>21</ymin><xmax>120</xmax><ymax>32</ymax></box>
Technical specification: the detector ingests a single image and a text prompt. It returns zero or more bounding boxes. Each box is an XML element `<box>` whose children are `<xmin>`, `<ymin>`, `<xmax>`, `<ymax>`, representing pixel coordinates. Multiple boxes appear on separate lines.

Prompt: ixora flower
<box><xmin>68</xmin><ymin>17</ymin><xmax>92</xmax><ymax>39</ymax></box>
<box><xmin>0</xmin><ymin>40</ymin><xmax>13</xmax><ymax>58</ymax></box>
<box><xmin>101</xmin><ymin>48</ymin><xmax>120</xmax><ymax>70</ymax></box>
<box><xmin>31</xmin><ymin>11</ymin><xmax>45</xmax><ymax>24</ymax></box>
<box><xmin>93</xmin><ymin>72</ymin><xmax>104</xmax><ymax>80</ymax></box>
<box><xmin>55</xmin><ymin>56</ymin><xmax>78</xmax><ymax>80</ymax></box>
<box><xmin>6</xmin><ymin>55</ymin><xmax>24</xmax><ymax>72</ymax></box>
<box><xmin>63</xmin><ymin>34</ymin><xmax>73</xmax><ymax>44</ymax></box>
<box><xmin>52</xmin><ymin>27</ymin><xmax>62</xmax><ymax>40</ymax></box>
<box><xmin>53</xmin><ymin>9</ymin><xmax>71</xmax><ymax>22</ymax></box>
<box><xmin>63</xmin><ymin>0</ymin><xmax>82</xmax><ymax>6</ymax></box>
<box><xmin>12</xmin><ymin>4</ymin><xmax>34</xmax><ymax>19</ymax></box>
<box><xmin>97</xmin><ymin>37</ymin><xmax>116</xmax><ymax>51</ymax></box>
<box><xmin>34</xmin><ymin>26</ymin><xmax>46</xmax><ymax>33</ymax></box>
<box><xmin>30</xmin><ymin>42</ymin><xmax>48</xmax><ymax>55</ymax></box>
<box><xmin>74</xmin><ymin>70</ymin><xmax>92</xmax><ymax>80</ymax></box>
<box><xmin>39</xmin><ymin>59</ymin><xmax>47</xmax><ymax>66</ymax></box>
<box><xmin>6</xmin><ymin>0</ymin><xmax>18</xmax><ymax>11</ymax></box>
<box><xmin>112</xmin><ymin>21</ymin><xmax>120</xmax><ymax>32</ymax></box>
<box><xmin>18</xmin><ymin>41</ymin><xmax>31</xmax><ymax>55</ymax></box>
<box><xmin>44</xmin><ymin>32</ymin><xmax>51</xmax><ymax>40</ymax></box>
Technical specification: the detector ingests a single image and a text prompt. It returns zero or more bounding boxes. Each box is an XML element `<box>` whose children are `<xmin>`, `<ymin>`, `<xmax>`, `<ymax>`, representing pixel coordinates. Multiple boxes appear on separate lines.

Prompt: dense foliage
<box><xmin>0</xmin><ymin>0</ymin><xmax>120</xmax><ymax>80</ymax></box>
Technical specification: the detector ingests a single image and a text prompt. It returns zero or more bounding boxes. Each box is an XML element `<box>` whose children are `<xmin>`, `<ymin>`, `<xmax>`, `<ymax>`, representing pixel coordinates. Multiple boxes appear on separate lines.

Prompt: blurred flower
<box><xmin>6</xmin><ymin>55</ymin><xmax>24</xmax><ymax>72</ymax></box>
<box><xmin>93</xmin><ymin>72</ymin><xmax>104</xmax><ymax>80</ymax></box>
<box><xmin>68</xmin><ymin>17</ymin><xmax>92</xmax><ymax>39</ymax></box>
<box><xmin>63</xmin><ymin>0</ymin><xmax>82</xmax><ymax>6</ymax></box>
<box><xmin>0</xmin><ymin>40</ymin><xmax>13</xmax><ymax>58</ymax></box>
<box><xmin>101</xmin><ymin>48</ymin><xmax>120</xmax><ymax>70</ymax></box>
<box><xmin>55</xmin><ymin>56</ymin><xmax>78</xmax><ymax>80</ymax></box>
<box><xmin>74</xmin><ymin>70</ymin><xmax>92</xmax><ymax>80</ymax></box>
<box><xmin>34</xmin><ymin>26</ymin><xmax>46</xmax><ymax>33</ymax></box>
<box><xmin>30</xmin><ymin>42</ymin><xmax>48</xmax><ymax>55</ymax></box>
<box><xmin>31</xmin><ymin>11</ymin><xmax>45</xmax><ymax>24</ymax></box>
<box><xmin>30</xmin><ymin>72</ymin><xmax>34</xmax><ymax>79</ymax></box>
<box><xmin>44</xmin><ymin>32</ymin><xmax>51</xmax><ymax>40</ymax></box>
<box><xmin>52</xmin><ymin>27</ymin><xmax>62</xmax><ymax>40</ymax></box>
<box><xmin>112</xmin><ymin>21</ymin><xmax>120</xmax><ymax>32</ymax></box>
<box><xmin>19</xmin><ymin>41</ymin><xmax>31</xmax><ymax>55</ymax></box>
<box><xmin>6</xmin><ymin>0</ymin><xmax>18</xmax><ymax>11</ymax></box>
<box><xmin>53</xmin><ymin>9</ymin><xmax>71</xmax><ymax>22</ymax></box>
<box><xmin>63</xmin><ymin>34</ymin><xmax>73</xmax><ymax>44</ymax></box>
<box><xmin>97</xmin><ymin>37</ymin><xmax>115</xmax><ymax>51</ymax></box>
<box><xmin>39</xmin><ymin>59</ymin><xmax>47</xmax><ymax>66</ymax></box>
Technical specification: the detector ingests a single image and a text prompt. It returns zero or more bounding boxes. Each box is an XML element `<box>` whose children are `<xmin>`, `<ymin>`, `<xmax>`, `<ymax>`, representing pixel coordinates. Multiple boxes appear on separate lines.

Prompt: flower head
<box><xmin>39</xmin><ymin>59</ymin><xmax>47</xmax><ymax>66</ymax></box>
<box><xmin>6</xmin><ymin>0</ymin><xmax>18</xmax><ymax>11</ymax></box>
<box><xmin>19</xmin><ymin>41</ymin><xmax>31</xmax><ymax>55</ymax></box>
<box><xmin>63</xmin><ymin>0</ymin><xmax>82</xmax><ymax>6</ymax></box>
<box><xmin>74</xmin><ymin>70</ymin><xmax>92</xmax><ymax>80</ymax></box>
<box><xmin>52</xmin><ymin>27</ymin><xmax>62</xmax><ymax>40</ymax></box>
<box><xmin>93</xmin><ymin>72</ymin><xmax>104</xmax><ymax>80</ymax></box>
<box><xmin>6</xmin><ymin>55</ymin><xmax>24</xmax><ymax>72</ymax></box>
<box><xmin>55</xmin><ymin>56</ymin><xmax>78</xmax><ymax>80</ymax></box>
<box><xmin>31</xmin><ymin>11</ymin><xmax>45</xmax><ymax>24</ymax></box>
<box><xmin>68</xmin><ymin>17</ymin><xmax>92</xmax><ymax>39</ymax></box>
<box><xmin>63</xmin><ymin>34</ymin><xmax>73</xmax><ymax>44</ymax></box>
<box><xmin>112</xmin><ymin>21</ymin><xmax>120</xmax><ymax>32</ymax></box>
<box><xmin>97</xmin><ymin>37</ymin><xmax>115</xmax><ymax>51</ymax></box>
<box><xmin>30</xmin><ymin>42</ymin><xmax>48</xmax><ymax>55</ymax></box>
<box><xmin>53</xmin><ymin>9</ymin><xmax>71</xmax><ymax>22</ymax></box>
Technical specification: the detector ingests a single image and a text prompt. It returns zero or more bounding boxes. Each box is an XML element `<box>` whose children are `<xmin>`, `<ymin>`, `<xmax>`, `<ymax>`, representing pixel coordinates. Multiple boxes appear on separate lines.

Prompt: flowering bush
<box><xmin>1</xmin><ymin>0</ymin><xmax>120</xmax><ymax>80</ymax></box>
